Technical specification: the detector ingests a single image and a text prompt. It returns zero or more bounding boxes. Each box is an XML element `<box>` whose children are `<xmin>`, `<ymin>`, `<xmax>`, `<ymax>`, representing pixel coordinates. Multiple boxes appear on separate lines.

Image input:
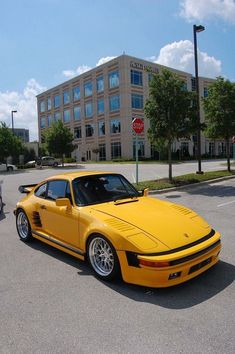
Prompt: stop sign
<box><xmin>133</xmin><ymin>118</ymin><xmax>144</xmax><ymax>134</ymax></box>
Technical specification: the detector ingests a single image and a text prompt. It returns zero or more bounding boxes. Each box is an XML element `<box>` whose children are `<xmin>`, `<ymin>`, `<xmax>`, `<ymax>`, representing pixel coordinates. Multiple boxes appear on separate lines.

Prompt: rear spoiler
<box><xmin>18</xmin><ymin>184</ymin><xmax>37</xmax><ymax>194</ymax></box>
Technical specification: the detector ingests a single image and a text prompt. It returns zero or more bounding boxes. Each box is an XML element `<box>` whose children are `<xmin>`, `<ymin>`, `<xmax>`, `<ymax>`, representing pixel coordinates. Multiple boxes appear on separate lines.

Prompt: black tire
<box><xmin>7</xmin><ymin>166</ymin><xmax>13</xmax><ymax>172</ymax></box>
<box><xmin>0</xmin><ymin>196</ymin><xmax>3</xmax><ymax>214</ymax></box>
<box><xmin>87</xmin><ymin>234</ymin><xmax>120</xmax><ymax>281</ymax></box>
<box><xmin>16</xmin><ymin>209</ymin><xmax>32</xmax><ymax>242</ymax></box>
<box><xmin>53</xmin><ymin>162</ymin><xmax>58</xmax><ymax>167</ymax></box>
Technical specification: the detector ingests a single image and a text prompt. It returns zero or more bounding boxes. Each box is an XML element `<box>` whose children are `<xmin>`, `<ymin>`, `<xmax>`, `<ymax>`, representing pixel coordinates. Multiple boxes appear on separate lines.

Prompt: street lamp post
<box><xmin>193</xmin><ymin>24</ymin><xmax>205</xmax><ymax>174</ymax></box>
<box><xmin>11</xmin><ymin>110</ymin><xmax>17</xmax><ymax>134</ymax></box>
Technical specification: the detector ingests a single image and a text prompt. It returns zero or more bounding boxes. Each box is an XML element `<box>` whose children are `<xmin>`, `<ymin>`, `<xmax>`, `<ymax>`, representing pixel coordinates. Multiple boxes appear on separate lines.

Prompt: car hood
<box><xmin>91</xmin><ymin>197</ymin><xmax>211</xmax><ymax>250</ymax></box>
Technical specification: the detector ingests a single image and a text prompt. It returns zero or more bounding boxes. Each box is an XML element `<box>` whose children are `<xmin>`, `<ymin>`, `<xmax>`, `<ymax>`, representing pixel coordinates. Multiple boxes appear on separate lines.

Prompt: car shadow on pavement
<box><xmin>24</xmin><ymin>239</ymin><xmax>234</xmax><ymax>309</ymax></box>
<box><xmin>184</xmin><ymin>183</ymin><xmax>235</xmax><ymax>198</ymax></box>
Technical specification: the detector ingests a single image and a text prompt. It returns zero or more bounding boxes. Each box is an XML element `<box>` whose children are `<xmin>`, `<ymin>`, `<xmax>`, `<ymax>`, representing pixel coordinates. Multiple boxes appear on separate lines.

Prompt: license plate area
<box><xmin>188</xmin><ymin>257</ymin><xmax>212</xmax><ymax>274</ymax></box>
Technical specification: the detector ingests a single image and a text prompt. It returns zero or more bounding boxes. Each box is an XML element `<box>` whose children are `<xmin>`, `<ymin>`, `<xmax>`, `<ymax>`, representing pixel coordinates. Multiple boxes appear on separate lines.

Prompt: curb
<box><xmin>148</xmin><ymin>174</ymin><xmax>235</xmax><ymax>195</ymax></box>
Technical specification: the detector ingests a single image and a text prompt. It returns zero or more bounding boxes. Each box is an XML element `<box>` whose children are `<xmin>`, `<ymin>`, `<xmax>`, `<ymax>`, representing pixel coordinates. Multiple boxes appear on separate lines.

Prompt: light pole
<box><xmin>193</xmin><ymin>24</ymin><xmax>205</xmax><ymax>174</ymax></box>
<box><xmin>11</xmin><ymin>110</ymin><xmax>17</xmax><ymax>134</ymax></box>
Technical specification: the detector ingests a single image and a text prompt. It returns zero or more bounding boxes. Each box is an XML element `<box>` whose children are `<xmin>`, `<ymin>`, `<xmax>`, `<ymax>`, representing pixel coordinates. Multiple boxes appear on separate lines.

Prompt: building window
<box><xmin>148</xmin><ymin>73</ymin><xmax>154</xmax><ymax>85</ymax></box>
<box><xmin>74</xmin><ymin>106</ymin><xmax>81</xmax><ymax>121</ymax></box>
<box><xmin>111</xmin><ymin>142</ymin><xmax>121</xmax><ymax>159</ymax></box>
<box><xmin>63</xmin><ymin>109</ymin><xmax>70</xmax><ymax>123</ymax></box>
<box><xmin>204</xmin><ymin>87</ymin><xmax>209</xmax><ymax>97</ymax></box>
<box><xmin>84</xmin><ymin>82</ymin><xmax>92</xmax><ymax>97</ymax></box>
<box><xmin>40</xmin><ymin>101</ymin><xmax>45</xmax><ymax>113</ymax></box>
<box><xmin>54</xmin><ymin>111</ymin><xmax>61</xmax><ymax>121</ymax></box>
<box><xmin>99</xmin><ymin>144</ymin><xmax>106</xmax><ymax>161</ymax></box>
<box><xmin>109</xmin><ymin>94</ymin><xmax>120</xmax><ymax>111</ymax></box>
<box><xmin>133</xmin><ymin>140</ymin><xmax>145</xmax><ymax>158</ymax></box>
<box><xmin>85</xmin><ymin>101</ymin><xmax>93</xmax><ymax>117</ymax></box>
<box><xmin>47</xmin><ymin>98</ymin><xmax>52</xmax><ymax>111</ymax></box>
<box><xmin>74</xmin><ymin>126</ymin><xmax>82</xmax><ymax>139</ymax></box>
<box><xmin>98</xmin><ymin>121</ymin><xmax>105</xmax><ymax>136</ymax></box>
<box><xmin>191</xmin><ymin>78</ymin><xmax>196</xmax><ymax>91</ymax></box>
<box><xmin>110</xmin><ymin>119</ymin><xmax>121</xmax><ymax>134</ymax></box>
<box><xmin>73</xmin><ymin>86</ymin><xmax>80</xmax><ymax>101</ymax></box>
<box><xmin>48</xmin><ymin>114</ymin><xmax>53</xmax><ymax>127</ymax></box>
<box><xmin>97</xmin><ymin>98</ymin><xmax>104</xmax><ymax>115</ymax></box>
<box><xmin>54</xmin><ymin>95</ymin><xmax>60</xmax><ymax>108</ymax></box>
<box><xmin>131</xmin><ymin>70</ymin><xmax>143</xmax><ymax>86</ymax></box>
<box><xmin>109</xmin><ymin>71</ymin><xmax>119</xmax><ymax>88</ymax></box>
<box><xmin>40</xmin><ymin>117</ymin><xmax>46</xmax><ymax>128</ymax></box>
<box><xmin>97</xmin><ymin>76</ymin><xmax>104</xmax><ymax>93</ymax></box>
<box><xmin>85</xmin><ymin>124</ymin><xmax>94</xmax><ymax>137</ymax></box>
<box><xmin>131</xmin><ymin>93</ymin><xmax>143</xmax><ymax>109</ymax></box>
<box><xmin>63</xmin><ymin>91</ymin><xmax>70</xmax><ymax>105</ymax></box>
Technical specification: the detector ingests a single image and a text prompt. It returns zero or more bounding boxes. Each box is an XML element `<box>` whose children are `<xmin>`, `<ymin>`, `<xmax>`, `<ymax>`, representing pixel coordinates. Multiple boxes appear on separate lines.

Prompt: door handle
<box><xmin>40</xmin><ymin>205</ymin><xmax>47</xmax><ymax>210</ymax></box>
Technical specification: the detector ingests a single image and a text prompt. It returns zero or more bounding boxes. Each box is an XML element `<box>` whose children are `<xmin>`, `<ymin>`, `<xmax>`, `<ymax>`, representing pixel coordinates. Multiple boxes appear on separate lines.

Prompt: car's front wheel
<box><xmin>16</xmin><ymin>209</ymin><xmax>32</xmax><ymax>242</ymax></box>
<box><xmin>87</xmin><ymin>235</ymin><xmax>120</xmax><ymax>281</ymax></box>
<box><xmin>7</xmin><ymin>166</ymin><xmax>13</xmax><ymax>172</ymax></box>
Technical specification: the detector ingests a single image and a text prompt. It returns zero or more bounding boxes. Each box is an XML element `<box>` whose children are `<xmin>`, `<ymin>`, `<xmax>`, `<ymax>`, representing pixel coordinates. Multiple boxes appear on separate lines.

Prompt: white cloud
<box><xmin>0</xmin><ymin>79</ymin><xmax>46</xmax><ymax>141</ymax></box>
<box><xmin>180</xmin><ymin>0</ymin><xmax>235</xmax><ymax>24</ymax></box>
<box><xmin>62</xmin><ymin>56</ymin><xmax>116</xmax><ymax>79</ymax></box>
<box><xmin>150</xmin><ymin>40</ymin><xmax>221</xmax><ymax>78</ymax></box>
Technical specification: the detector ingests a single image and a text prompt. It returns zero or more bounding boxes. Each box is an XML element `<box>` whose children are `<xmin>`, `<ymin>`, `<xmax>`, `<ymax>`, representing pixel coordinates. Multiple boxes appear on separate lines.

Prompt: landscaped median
<box><xmin>133</xmin><ymin>170</ymin><xmax>235</xmax><ymax>192</ymax></box>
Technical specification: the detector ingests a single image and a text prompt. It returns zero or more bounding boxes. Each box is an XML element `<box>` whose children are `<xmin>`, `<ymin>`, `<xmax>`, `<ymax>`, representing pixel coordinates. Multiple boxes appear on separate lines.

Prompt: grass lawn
<box><xmin>133</xmin><ymin>170</ymin><xmax>235</xmax><ymax>191</ymax></box>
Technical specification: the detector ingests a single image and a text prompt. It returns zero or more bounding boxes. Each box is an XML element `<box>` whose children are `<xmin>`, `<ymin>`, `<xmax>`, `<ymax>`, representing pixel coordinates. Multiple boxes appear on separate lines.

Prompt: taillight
<box><xmin>139</xmin><ymin>259</ymin><xmax>170</xmax><ymax>268</ymax></box>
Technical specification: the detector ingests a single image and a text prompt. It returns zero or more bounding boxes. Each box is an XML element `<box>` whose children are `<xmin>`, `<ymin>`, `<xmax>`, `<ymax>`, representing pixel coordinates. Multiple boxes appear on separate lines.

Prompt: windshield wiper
<box><xmin>113</xmin><ymin>195</ymin><xmax>139</xmax><ymax>204</ymax></box>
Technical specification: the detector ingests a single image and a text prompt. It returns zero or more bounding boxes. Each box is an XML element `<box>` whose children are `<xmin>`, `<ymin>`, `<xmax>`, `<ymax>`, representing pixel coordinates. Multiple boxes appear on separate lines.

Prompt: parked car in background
<box><xmin>36</xmin><ymin>156</ymin><xmax>59</xmax><ymax>167</ymax></box>
<box><xmin>0</xmin><ymin>180</ymin><xmax>3</xmax><ymax>213</ymax></box>
<box><xmin>0</xmin><ymin>162</ymin><xmax>17</xmax><ymax>172</ymax></box>
<box><xmin>25</xmin><ymin>160</ymin><xmax>36</xmax><ymax>167</ymax></box>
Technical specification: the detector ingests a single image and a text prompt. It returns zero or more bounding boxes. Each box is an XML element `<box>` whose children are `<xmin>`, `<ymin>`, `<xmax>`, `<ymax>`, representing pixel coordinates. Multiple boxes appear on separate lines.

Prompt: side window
<box><xmin>47</xmin><ymin>180</ymin><xmax>68</xmax><ymax>201</ymax></box>
<box><xmin>35</xmin><ymin>183</ymin><xmax>47</xmax><ymax>198</ymax></box>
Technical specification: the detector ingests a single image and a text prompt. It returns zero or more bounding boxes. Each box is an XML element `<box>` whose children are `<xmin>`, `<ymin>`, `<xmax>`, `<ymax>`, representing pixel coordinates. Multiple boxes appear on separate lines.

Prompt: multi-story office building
<box><xmin>37</xmin><ymin>54</ymin><xmax>224</xmax><ymax>161</ymax></box>
<box><xmin>14</xmin><ymin>128</ymin><xmax>29</xmax><ymax>143</ymax></box>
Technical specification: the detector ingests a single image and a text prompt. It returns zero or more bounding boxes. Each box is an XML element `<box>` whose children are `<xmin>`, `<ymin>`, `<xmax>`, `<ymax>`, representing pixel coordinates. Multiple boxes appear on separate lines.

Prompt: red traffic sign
<box><xmin>132</xmin><ymin>118</ymin><xmax>144</xmax><ymax>134</ymax></box>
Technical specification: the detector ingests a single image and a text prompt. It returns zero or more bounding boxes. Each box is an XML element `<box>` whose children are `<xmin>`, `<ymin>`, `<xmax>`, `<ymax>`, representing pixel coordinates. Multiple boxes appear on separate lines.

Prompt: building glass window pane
<box><xmin>109</xmin><ymin>94</ymin><xmax>120</xmax><ymax>111</ymax></box>
<box><xmin>111</xmin><ymin>142</ymin><xmax>121</xmax><ymax>159</ymax></box>
<box><xmin>85</xmin><ymin>124</ymin><xmax>94</xmax><ymax>137</ymax></box>
<box><xmin>85</xmin><ymin>102</ymin><xmax>93</xmax><ymax>117</ymax></box>
<box><xmin>40</xmin><ymin>101</ymin><xmax>45</xmax><ymax>113</ymax></box>
<box><xmin>99</xmin><ymin>144</ymin><xmax>106</xmax><ymax>161</ymax></box>
<box><xmin>63</xmin><ymin>91</ymin><xmax>70</xmax><ymax>105</ymax></box>
<box><xmin>109</xmin><ymin>71</ymin><xmax>119</xmax><ymax>88</ymax></box>
<box><xmin>40</xmin><ymin>117</ymin><xmax>46</xmax><ymax>128</ymax></box>
<box><xmin>74</xmin><ymin>126</ymin><xmax>82</xmax><ymax>139</ymax></box>
<box><xmin>84</xmin><ymin>82</ymin><xmax>92</xmax><ymax>97</ymax></box>
<box><xmin>97</xmin><ymin>98</ymin><xmax>104</xmax><ymax>115</ymax></box>
<box><xmin>98</xmin><ymin>121</ymin><xmax>105</xmax><ymax>136</ymax></box>
<box><xmin>133</xmin><ymin>140</ymin><xmax>145</xmax><ymax>158</ymax></box>
<box><xmin>110</xmin><ymin>119</ymin><xmax>121</xmax><ymax>134</ymax></box>
<box><xmin>131</xmin><ymin>94</ymin><xmax>143</xmax><ymax>109</ymax></box>
<box><xmin>131</xmin><ymin>70</ymin><xmax>143</xmax><ymax>86</ymax></box>
<box><xmin>74</xmin><ymin>106</ymin><xmax>81</xmax><ymax>120</ymax></box>
<box><xmin>54</xmin><ymin>95</ymin><xmax>60</xmax><ymax>108</ymax></box>
<box><xmin>73</xmin><ymin>86</ymin><xmax>80</xmax><ymax>101</ymax></box>
<box><xmin>148</xmin><ymin>73</ymin><xmax>154</xmax><ymax>85</ymax></box>
<box><xmin>204</xmin><ymin>87</ymin><xmax>209</xmax><ymax>97</ymax></box>
<box><xmin>97</xmin><ymin>76</ymin><xmax>104</xmax><ymax>93</ymax></box>
<box><xmin>63</xmin><ymin>109</ymin><xmax>70</xmax><ymax>123</ymax></box>
<box><xmin>47</xmin><ymin>98</ymin><xmax>51</xmax><ymax>110</ymax></box>
<box><xmin>48</xmin><ymin>114</ymin><xmax>53</xmax><ymax>127</ymax></box>
<box><xmin>191</xmin><ymin>78</ymin><xmax>196</xmax><ymax>91</ymax></box>
<box><xmin>54</xmin><ymin>111</ymin><xmax>61</xmax><ymax>121</ymax></box>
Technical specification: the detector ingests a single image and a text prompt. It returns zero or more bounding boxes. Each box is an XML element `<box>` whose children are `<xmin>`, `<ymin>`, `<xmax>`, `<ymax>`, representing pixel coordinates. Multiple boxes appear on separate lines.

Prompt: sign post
<box><xmin>232</xmin><ymin>136</ymin><xmax>235</xmax><ymax>162</ymax></box>
<box><xmin>132</xmin><ymin>118</ymin><xmax>144</xmax><ymax>184</ymax></box>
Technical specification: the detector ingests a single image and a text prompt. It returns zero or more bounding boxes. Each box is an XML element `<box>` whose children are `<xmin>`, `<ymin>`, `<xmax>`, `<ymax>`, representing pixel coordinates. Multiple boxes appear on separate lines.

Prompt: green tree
<box><xmin>44</xmin><ymin>120</ymin><xmax>76</xmax><ymax>165</ymax></box>
<box><xmin>0</xmin><ymin>122</ymin><xmax>23</xmax><ymax>163</ymax></box>
<box><xmin>144</xmin><ymin>69</ymin><xmax>197</xmax><ymax>181</ymax></box>
<box><xmin>203</xmin><ymin>77</ymin><xmax>235</xmax><ymax>172</ymax></box>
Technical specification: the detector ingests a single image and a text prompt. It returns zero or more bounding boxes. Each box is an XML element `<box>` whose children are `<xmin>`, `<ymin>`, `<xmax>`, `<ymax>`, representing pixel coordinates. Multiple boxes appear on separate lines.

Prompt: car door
<box><xmin>38</xmin><ymin>179</ymin><xmax>80</xmax><ymax>248</ymax></box>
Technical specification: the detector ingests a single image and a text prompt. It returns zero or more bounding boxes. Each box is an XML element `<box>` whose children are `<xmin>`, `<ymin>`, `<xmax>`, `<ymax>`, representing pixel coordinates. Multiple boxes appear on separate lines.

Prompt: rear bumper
<box><xmin>117</xmin><ymin>240</ymin><xmax>221</xmax><ymax>288</ymax></box>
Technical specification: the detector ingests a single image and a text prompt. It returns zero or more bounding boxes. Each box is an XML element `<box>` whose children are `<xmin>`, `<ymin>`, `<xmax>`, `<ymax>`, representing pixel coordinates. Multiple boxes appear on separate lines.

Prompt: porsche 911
<box><xmin>14</xmin><ymin>171</ymin><xmax>221</xmax><ymax>287</ymax></box>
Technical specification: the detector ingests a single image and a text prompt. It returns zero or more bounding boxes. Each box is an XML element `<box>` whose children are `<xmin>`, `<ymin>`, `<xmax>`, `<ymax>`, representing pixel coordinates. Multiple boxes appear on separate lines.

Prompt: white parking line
<box><xmin>217</xmin><ymin>200</ymin><xmax>235</xmax><ymax>208</ymax></box>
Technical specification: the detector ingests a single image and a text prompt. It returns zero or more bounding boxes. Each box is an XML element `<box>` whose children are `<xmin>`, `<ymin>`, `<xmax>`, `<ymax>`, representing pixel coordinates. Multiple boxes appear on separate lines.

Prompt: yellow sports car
<box><xmin>15</xmin><ymin>171</ymin><xmax>221</xmax><ymax>287</ymax></box>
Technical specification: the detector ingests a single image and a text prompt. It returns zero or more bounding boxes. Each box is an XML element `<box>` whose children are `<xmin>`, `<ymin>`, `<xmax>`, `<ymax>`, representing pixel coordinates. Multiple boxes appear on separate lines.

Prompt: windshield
<box><xmin>72</xmin><ymin>174</ymin><xmax>139</xmax><ymax>206</ymax></box>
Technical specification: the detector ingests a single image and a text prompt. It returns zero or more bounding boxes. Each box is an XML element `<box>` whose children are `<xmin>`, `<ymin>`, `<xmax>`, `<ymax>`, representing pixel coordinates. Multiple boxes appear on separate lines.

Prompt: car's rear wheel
<box><xmin>16</xmin><ymin>209</ymin><xmax>32</xmax><ymax>242</ymax></box>
<box><xmin>87</xmin><ymin>235</ymin><xmax>120</xmax><ymax>281</ymax></box>
<box><xmin>53</xmin><ymin>162</ymin><xmax>58</xmax><ymax>167</ymax></box>
<box><xmin>7</xmin><ymin>166</ymin><xmax>13</xmax><ymax>172</ymax></box>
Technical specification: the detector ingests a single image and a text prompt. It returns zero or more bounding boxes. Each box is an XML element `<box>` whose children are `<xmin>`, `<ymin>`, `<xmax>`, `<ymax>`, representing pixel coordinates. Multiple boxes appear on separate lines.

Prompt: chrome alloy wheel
<box><xmin>89</xmin><ymin>237</ymin><xmax>115</xmax><ymax>276</ymax></box>
<box><xmin>17</xmin><ymin>211</ymin><xmax>29</xmax><ymax>239</ymax></box>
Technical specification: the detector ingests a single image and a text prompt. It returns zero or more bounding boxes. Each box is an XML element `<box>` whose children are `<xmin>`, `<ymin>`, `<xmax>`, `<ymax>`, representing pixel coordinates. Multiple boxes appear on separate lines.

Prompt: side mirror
<box><xmin>142</xmin><ymin>188</ymin><xmax>149</xmax><ymax>197</ymax></box>
<box><xmin>56</xmin><ymin>198</ymin><xmax>71</xmax><ymax>208</ymax></box>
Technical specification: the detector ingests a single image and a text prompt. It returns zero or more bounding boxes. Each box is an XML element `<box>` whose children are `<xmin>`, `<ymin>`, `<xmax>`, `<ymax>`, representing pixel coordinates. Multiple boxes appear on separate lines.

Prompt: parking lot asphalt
<box><xmin>0</xmin><ymin>167</ymin><xmax>234</xmax><ymax>354</ymax></box>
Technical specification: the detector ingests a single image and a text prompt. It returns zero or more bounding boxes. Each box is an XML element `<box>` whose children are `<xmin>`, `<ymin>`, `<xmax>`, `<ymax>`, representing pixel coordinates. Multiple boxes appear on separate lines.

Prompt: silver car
<box><xmin>0</xmin><ymin>162</ymin><xmax>17</xmax><ymax>172</ymax></box>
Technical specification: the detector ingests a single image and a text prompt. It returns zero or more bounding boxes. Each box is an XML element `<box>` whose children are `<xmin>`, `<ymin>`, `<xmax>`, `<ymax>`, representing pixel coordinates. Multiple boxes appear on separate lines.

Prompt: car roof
<box><xmin>44</xmin><ymin>171</ymin><xmax>119</xmax><ymax>183</ymax></box>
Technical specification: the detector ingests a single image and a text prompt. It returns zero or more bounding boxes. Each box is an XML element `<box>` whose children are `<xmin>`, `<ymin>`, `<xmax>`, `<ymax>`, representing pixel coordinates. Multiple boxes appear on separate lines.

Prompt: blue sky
<box><xmin>1</xmin><ymin>0</ymin><xmax>235</xmax><ymax>140</ymax></box>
